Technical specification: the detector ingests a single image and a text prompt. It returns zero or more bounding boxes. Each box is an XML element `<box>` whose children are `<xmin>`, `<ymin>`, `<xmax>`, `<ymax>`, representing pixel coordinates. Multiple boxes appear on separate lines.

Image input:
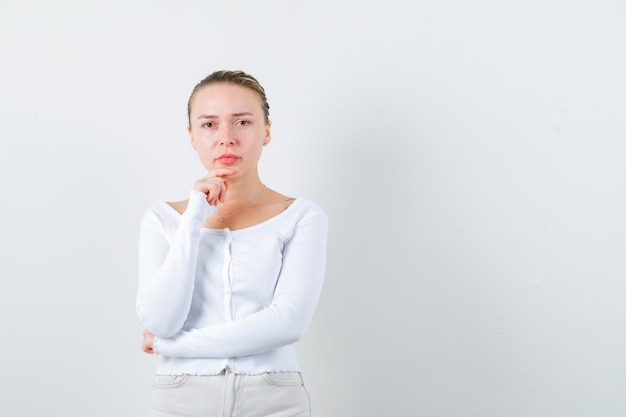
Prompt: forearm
<box><xmin>155</xmin><ymin>292</ymin><xmax>320</xmax><ymax>358</ymax></box>
<box><xmin>155</xmin><ymin>213</ymin><xmax>328</xmax><ymax>358</ymax></box>
<box><xmin>136</xmin><ymin>191</ymin><xmax>215</xmax><ymax>338</ymax></box>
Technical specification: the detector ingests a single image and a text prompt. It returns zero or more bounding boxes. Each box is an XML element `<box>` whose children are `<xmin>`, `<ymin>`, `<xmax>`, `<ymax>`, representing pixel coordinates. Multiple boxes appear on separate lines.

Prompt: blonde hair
<box><xmin>187</xmin><ymin>70</ymin><xmax>270</xmax><ymax>126</ymax></box>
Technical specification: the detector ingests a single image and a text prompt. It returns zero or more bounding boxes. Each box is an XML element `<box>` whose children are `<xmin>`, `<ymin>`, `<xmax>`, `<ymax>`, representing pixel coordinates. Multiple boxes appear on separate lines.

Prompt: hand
<box><xmin>194</xmin><ymin>169</ymin><xmax>236</xmax><ymax>206</ymax></box>
<box><xmin>142</xmin><ymin>328</ymin><xmax>155</xmax><ymax>354</ymax></box>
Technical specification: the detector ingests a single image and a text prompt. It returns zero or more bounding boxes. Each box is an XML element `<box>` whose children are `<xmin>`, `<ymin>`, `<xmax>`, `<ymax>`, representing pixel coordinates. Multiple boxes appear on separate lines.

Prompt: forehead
<box><xmin>190</xmin><ymin>83</ymin><xmax>262</xmax><ymax>115</ymax></box>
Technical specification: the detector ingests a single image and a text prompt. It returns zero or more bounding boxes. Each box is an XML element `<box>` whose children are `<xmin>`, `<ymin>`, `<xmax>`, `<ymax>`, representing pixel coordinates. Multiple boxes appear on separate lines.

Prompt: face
<box><xmin>188</xmin><ymin>83</ymin><xmax>271</xmax><ymax>177</ymax></box>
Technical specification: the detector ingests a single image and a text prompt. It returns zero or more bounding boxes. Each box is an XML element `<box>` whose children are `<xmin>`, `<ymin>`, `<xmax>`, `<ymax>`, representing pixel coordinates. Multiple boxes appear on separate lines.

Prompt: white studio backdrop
<box><xmin>1</xmin><ymin>1</ymin><xmax>625</xmax><ymax>416</ymax></box>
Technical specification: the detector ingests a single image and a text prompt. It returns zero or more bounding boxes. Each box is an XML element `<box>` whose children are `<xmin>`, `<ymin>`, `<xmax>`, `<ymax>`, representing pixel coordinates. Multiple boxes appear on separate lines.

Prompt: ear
<box><xmin>263</xmin><ymin>120</ymin><xmax>272</xmax><ymax>146</ymax></box>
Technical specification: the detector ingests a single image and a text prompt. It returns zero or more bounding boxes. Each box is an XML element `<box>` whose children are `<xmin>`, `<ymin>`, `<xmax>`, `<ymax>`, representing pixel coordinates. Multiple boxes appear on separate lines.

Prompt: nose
<box><xmin>218</xmin><ymin>125</ymin><xmax>235</xmax><ymax>146</ymax></box>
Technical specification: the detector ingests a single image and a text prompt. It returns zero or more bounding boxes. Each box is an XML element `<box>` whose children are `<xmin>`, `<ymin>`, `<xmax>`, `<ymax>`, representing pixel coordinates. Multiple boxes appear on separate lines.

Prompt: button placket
<box><xmin>221</xmin><ymin>232</ymin><xmax>234</xmax><ymax>321</ymax></box>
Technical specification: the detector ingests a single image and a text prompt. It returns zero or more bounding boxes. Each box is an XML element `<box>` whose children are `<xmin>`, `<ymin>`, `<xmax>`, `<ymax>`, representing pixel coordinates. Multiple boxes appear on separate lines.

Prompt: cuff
<box><xmin>182</xmin><ymin>190</ymin><xmax>216</xmax><ymax>224</ymax></box>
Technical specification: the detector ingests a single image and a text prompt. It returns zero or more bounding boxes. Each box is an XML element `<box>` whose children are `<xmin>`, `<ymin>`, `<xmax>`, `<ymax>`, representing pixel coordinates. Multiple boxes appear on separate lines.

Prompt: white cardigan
<box><xmin>136</xmin><ymin>191</ymin><xmax>328</xmax><ymax>375</ymax></box>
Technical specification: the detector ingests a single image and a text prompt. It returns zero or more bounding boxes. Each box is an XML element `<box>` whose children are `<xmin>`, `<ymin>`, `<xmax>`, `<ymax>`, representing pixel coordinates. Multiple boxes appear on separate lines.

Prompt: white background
<box><xmin>1</xmin><ymin>1</ymin><xmax>625</xmax><ymax>416</ymax></box>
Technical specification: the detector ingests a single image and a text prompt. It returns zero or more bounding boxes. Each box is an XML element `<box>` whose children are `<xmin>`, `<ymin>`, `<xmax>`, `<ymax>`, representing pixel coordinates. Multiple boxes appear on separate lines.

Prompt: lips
<box><xmin>217</xmin><ymin>154</ymin><xmax>240</xmax><ymax>165</ymax></box>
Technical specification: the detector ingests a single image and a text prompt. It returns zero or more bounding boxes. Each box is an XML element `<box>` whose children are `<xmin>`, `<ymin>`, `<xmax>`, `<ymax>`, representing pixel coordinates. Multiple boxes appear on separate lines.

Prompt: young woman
<box><xmin>136</xmin><ymin>70</ymin><xmax>328</xmax><ymax>417</ymax></box>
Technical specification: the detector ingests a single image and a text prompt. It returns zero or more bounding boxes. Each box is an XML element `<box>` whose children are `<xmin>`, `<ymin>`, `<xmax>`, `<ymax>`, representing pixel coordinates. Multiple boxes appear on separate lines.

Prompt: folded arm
<box><xmin>154</xmin><ymin>213</ymin><xmax>328</xmax><ymax>358</ymax></box>
<box><xmin>136</xmin><ymin>191</ymin><xmax>214</xmax><ymax>338</ymax></box>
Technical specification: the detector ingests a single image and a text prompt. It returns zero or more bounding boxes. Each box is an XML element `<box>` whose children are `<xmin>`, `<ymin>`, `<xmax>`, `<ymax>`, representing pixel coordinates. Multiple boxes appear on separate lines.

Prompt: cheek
<box><xmin>196</xmin><ymin>152</ymin><xmax>217</xmax><ymax>170</ymax></box>
<box><xmin>194</xmin><ymin>133</ymin><xmax>217</xmax><ymax>150</ymax></box>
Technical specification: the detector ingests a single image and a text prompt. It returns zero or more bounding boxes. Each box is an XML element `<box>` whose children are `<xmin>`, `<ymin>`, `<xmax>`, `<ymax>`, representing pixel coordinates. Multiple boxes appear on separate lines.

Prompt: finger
<box><xmin>206</xmin><ymin>195</ymin><xmax>217</xmax><ymax>206</ymax></box>
<box><xmin>208</xmin><ymin>180</ymin><xmax>227</xmax><ymax>204</ymax></box>
<box><xmin>206</xmin><ymin>168</ymin><xmax>236</xmax><ymax>178</ymax></box>
<box><xmin>207</xmin><ymin>191</ymin><xmax>220</xmax><ymax>206</ymax></box>
<box><xmin>195</xmin><ymin>178</ymin><xmax>224</xmax><ymax>196</ymax></box>
<box><xmin>199</xmin><ymin>178</ymin><xmax>225</xmax><ymax>190</ymax></box>
<box><xmin>220</xmin><ymin>180</ymin><xmax>229</xmax><ymax>203</ymax></box>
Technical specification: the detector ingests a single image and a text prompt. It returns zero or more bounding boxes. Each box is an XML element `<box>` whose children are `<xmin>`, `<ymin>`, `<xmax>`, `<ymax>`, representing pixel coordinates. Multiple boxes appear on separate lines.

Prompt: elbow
<box><xmin>271</xmin><ymin>302</ymin><xmax>315</xmax><ymax>346</ymax></box>
<box><xmin>281</xmin><ymin>315</ymin><xmax>309</xmax><ymax>345</ymax></box>
<box><xmin>149</xmin><ymin>323</ymin><xmax>182</xmax><ymax>340</ymax></box>
<box><xmin>137</xmin><ymin>304</ymin><xmax>184</xmax><ymax>339</ymax></box>
<box><xmin>284</xmin><ymin>327</ymin><xmax>306</xmax><ymax>345</ymax></box>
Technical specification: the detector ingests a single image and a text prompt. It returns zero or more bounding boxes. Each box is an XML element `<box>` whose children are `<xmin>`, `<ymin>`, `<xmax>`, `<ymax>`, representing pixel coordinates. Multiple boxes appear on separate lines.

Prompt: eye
<box><xmin>202</xmin><ymin>122</ymin><xmax>214</xmax><ymax>128</ymax></box>
<box><xmin>237</xmin><ymin>120</ymin><xmax>250</xmax><ymax>126</ymax></box>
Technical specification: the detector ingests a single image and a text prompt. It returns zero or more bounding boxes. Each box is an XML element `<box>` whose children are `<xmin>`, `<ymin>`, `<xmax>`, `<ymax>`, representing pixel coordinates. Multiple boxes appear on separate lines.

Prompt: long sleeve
<box><xmin>154</xmin><ymin>212</ymin><xmax>328</xmax><ymax>358</ymax></box>
<box><xmin>136</xmin><ymin>191</ymin><xmax>215</xmax><ymax>338</ymax></box>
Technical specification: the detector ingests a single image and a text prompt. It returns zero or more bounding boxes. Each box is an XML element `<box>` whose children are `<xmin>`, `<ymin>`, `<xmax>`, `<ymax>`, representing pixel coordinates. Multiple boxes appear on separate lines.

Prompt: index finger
<box><xmin>205</xmin><ymin>168</ymin><xmax>236</xmax><ymax>178</ymax></box>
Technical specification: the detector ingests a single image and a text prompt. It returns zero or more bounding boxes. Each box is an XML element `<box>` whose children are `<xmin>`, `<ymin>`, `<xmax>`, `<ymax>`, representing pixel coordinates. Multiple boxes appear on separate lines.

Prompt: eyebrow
<box><xmin>196</xmin><ymin>112</ymin><xmax>255</xmax><ymax>120</ymax></box>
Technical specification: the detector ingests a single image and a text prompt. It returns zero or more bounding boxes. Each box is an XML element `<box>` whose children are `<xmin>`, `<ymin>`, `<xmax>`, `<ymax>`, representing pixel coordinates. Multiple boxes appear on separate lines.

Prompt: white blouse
<box><xmin>136</xmin><ymin>190</ymin><xmax>328</xmax><ymax>375</ymax></box>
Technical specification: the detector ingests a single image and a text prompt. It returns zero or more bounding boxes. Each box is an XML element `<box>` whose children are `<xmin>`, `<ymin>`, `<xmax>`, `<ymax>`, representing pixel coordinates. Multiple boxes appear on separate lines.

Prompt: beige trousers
<box><xmin>147</xmin><ymin>369</ymin><xmax>312</xmax><ymax>417</ymax></box>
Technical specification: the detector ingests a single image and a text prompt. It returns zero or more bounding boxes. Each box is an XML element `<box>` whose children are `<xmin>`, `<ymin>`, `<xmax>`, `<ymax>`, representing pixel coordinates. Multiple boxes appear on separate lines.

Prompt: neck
<box><xmin>219</xmin><ymin>176</ymin><xmax>265</xmax><ymax>206</ymax></box>
<box><xmin>214</xmin><ymin>180</ymin><xmax>266</xmax><ymax>222</ymax></box>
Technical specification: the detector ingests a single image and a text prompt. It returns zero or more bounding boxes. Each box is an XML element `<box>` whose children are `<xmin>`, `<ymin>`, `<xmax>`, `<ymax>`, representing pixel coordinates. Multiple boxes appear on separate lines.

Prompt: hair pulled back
<box><xmin>187</xmin><ymin>70</ymin><xmax>270</xmax><ymax>127</ymax></box>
